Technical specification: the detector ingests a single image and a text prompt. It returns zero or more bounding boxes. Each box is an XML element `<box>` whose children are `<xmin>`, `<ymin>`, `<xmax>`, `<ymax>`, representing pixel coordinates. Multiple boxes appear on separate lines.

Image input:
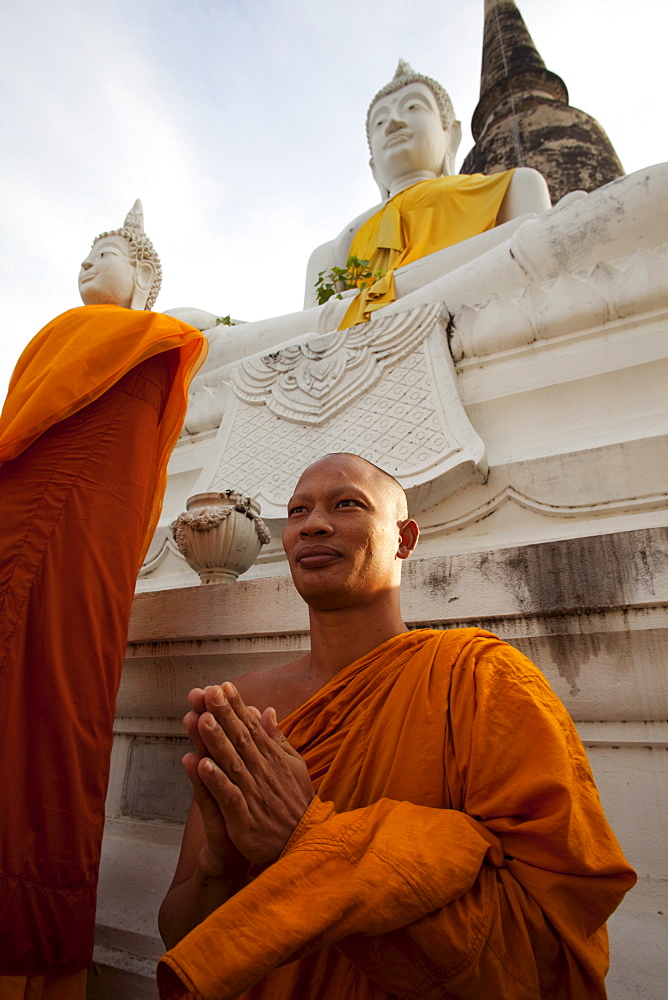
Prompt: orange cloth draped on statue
<box><xmin>0</xmin><ymin>970</ymin><xmax>87</xmax><ymax>1000</ymax></box>
<box><xmin>157</xmin><ymin>628</ymin><xmax>635</xmax><ymax>1000</ymax></box>
<box><xmin>340</xmin><ymin>172</ymin><xmax>515</xmax><ymax>329</ymax></box>
<box><xmin>0</xmin><ymin>304</ymin><xmax>207</xmax><ymax>564</ymax></box>
<box><xmin>0</xmin><ymin>306</ymin><xmax>206</xmax><ymax>975</ymax></box>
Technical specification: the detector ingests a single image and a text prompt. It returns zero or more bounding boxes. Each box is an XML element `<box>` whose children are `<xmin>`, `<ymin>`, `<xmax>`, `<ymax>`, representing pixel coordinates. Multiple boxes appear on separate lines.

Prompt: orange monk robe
<box><xmin>340</xmin><ymin>171</ymin><xmax>515</xmax><ymax>329</ymax></box>
<box><xmin>0</xmin><ymin>305</ymin><xmax>206</xmax><ymax>976</ymax></box>
<box><xmin>158</xmin><ymin>628</ymin><xmax>635</xmax><ymax>1000</ymax></box>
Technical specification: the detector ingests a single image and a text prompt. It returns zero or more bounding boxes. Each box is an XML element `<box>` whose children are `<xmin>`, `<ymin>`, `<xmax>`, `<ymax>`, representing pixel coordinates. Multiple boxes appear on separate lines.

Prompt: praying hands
<box><xmin>182</xmin><ymin>682</ymin><xmax>315</xmax><ymax>867</ymax></box>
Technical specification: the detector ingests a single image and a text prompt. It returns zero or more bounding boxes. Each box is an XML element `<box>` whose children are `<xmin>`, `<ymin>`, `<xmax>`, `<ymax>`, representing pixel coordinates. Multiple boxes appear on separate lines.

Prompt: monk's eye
<box><xmin>288</xmin><ymin>505</ymin><xmax>308</xmax><ymax>517</ymax></box>
<box><xmin>336</xmin><ymin>499</ymin><xmax>360</xmax><ymax>508</ymax></box>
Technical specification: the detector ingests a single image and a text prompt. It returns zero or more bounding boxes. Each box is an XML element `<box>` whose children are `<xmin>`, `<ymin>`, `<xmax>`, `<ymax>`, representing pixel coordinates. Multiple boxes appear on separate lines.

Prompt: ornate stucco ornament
<box><xmin>231</xmin><ymin>302</ymin><xmax>441</xmax><ymax>424</ymax></box>
<box><xmin>198</xmin><ymin>302</ymin><xmax>487</xmax><ymax>518</ymax></box>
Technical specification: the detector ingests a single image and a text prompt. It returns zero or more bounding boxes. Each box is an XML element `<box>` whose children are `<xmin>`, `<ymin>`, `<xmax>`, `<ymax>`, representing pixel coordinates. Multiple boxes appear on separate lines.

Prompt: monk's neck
<box><xmin>306</xmin><ymin>603</ymin><xmax>408</xmax><ymax>682</ymax></box>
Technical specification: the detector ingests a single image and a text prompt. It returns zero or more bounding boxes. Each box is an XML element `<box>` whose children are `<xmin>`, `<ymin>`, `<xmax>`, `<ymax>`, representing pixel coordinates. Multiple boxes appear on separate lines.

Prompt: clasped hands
<box><xmin>182</xmin><ymin>682</ymin><xmax>314</xmax><ymax>873</ymax></box>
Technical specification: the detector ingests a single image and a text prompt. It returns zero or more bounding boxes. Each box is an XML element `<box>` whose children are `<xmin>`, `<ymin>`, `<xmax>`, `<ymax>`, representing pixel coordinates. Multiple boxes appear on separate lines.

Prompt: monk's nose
<box><xmin>299</xmin><ymin>510</ymin><xmax>332</xmax><ymax>535</ymax></box>
<box><xmin>80</xmin><ymin>259</ymin><xmax>93</xmax><ymax>271</ymax></box>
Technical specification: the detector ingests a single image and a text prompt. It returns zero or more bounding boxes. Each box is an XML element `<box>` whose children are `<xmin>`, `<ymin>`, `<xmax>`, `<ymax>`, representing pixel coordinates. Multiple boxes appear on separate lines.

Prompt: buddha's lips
<box><xmin>384</xmin><ymin>130</ymin><xmax>412</xmax><ymax>146</ymax></box>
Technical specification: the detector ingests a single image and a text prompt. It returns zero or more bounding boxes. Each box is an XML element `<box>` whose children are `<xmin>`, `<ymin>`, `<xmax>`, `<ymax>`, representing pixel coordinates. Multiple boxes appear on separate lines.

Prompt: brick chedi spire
<box><xmin>461</xmin><ymin>0</ymin><xmax>624</xmax><ymax>204</ymax></box>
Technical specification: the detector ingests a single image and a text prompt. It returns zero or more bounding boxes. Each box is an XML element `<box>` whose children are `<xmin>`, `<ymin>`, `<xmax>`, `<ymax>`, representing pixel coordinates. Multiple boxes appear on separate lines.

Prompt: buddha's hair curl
<box><xmin>91</xmin><ymin>199</ymin><xmax>162</xmax><ymax>309</ymax></box>
<box><xmin>366</xmin><ymin>59</ymin><xmax>456</xmax><ymax>150</ymax></box>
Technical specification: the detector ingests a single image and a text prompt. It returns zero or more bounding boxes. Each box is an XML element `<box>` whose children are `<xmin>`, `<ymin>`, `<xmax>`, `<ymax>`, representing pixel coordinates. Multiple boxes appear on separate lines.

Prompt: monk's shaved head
<box><xmin>306</xmin><ymin>453</ymin><xmax>408</xmax><ymax>520</ymax></box>
<box><xmin>283</xmin><ymin>452</ymin><xmax>418</xmax><ymax>611</ymax></box>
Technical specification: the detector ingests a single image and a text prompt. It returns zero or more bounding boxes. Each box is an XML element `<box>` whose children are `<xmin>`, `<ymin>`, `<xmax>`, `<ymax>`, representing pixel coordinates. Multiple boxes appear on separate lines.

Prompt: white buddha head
<box><xmin>78</xmin><ymin>199</ymin><xmax>162</xmax><ymax>310</ymax></box>
<box><xmin>366</xmin><ymin>61</ymin><xmax>462</xmax><ymax>200</ymax></box>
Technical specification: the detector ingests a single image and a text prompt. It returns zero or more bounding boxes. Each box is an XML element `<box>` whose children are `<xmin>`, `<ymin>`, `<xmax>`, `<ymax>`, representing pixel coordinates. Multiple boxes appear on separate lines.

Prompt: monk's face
<box><xmin>368</xmin><ymin>82</ymin><xmax>447</xmax><ymax>192</ymax></box>
<box><xmin>78</xmin><ymin>235</ymin><xmax>137</xmax><ymax>308</ymax></box>
<box><xmin>283</xmin><ymin>455</ymin><xmax>409</xmax><ymax>611</ymax></box>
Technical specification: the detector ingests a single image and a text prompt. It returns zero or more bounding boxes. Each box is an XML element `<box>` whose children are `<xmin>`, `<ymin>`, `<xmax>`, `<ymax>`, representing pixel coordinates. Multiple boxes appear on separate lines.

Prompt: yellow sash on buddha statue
<box><xmin>340</xmin><ymin>171</ymin><xmax>515</xmax><ymax>329</ymax></box>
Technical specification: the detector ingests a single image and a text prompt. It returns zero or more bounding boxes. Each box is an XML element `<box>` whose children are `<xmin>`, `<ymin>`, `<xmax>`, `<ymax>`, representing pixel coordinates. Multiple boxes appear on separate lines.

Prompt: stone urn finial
<box><xmin>171</xmin><ymin>492</ymin><xmax>271</xmax><ymax>585</ymax></box>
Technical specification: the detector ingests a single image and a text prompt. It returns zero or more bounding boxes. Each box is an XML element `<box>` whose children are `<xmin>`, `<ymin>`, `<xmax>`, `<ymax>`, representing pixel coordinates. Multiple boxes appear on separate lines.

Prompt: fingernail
<box><xmin>203</xmin><ymin>713</ymin><xmax>216</xmax><ymax>729</ymax></box>
<box><xmin>212</xmin><ymin>687</ymin><xmax>225</xmax><ymax>706</ymax></box>
<box><xmin>223</xmin><ymin>682</ymin><xmax>237</xmax><ymax>697</ymax></box>
<box><xmin>201</xmin><ymin>759</ymin><xmax>213</xmax><ymax>773</ymax></box>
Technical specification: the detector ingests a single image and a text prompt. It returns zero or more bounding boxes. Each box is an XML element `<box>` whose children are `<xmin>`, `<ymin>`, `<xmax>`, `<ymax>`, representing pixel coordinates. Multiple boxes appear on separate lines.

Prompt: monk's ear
<box><xmin>397</xmin><ymin>518</ymin><xmax>419</xmax><ymax>560</ymax></box>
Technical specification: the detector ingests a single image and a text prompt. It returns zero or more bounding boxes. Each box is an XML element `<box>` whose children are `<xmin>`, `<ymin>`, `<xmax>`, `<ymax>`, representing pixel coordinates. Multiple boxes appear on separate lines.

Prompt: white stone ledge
<box><xmin>578</xmin><ymin>721</ymin><xmax>668</xmax><ymax>748</ymax></box>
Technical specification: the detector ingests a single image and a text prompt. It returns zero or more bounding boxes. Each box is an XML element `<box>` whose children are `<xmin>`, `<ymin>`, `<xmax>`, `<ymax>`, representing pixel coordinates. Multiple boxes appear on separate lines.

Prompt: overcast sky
<box><xmin>1</xmin><ymin>0</ymin><xmax>665</xmax><ymax>399</ymax></box>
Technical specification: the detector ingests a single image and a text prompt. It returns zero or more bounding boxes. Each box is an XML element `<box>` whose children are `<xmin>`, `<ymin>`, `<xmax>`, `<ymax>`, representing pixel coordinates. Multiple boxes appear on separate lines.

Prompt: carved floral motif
<box><xmin>451</xmin><ymin>244</ymin><xmax>668</xmax><ymax>361</ymax></box>
<box><xmin>204</xmin><ymin>303</ymin><xmax>487</xmax><ymax>517</ymax></box>
<box><xmin>231</xmin><ymin>303</ymin><xmax>444</xmax><ymax>424</ymax></box>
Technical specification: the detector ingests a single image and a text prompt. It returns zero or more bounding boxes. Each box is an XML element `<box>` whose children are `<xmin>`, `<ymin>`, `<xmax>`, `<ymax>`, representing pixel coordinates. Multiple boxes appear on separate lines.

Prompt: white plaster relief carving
<box><xmin>451</xmin><ymin>243</ymin><xmax>668</xmax><ymax>361</ymax></box>
<box><xmin>231</xmin><ymin>303</ymin><xmax>443</xmax><ymax>424</ymax></box>
<box><xmin>139</xmin><ymin>528</ymin><xmax>183</xmax><ymax>576</ymax></box>
<box><xmin>198</xmin><ymin>303</ymin><xmax>487</xmax><ymax>518</ymax></box>
<box><xmin>419</xmin><ymin>486</ymin><xmax>668</xmax><ymax>538</ymax></box>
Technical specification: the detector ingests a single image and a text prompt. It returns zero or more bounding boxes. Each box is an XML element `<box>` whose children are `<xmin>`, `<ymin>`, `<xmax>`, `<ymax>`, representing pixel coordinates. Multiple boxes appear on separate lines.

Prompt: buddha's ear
<box><xmin>370</xmin><ymin>157</ymin><xmax>390</xmax><ymax>202</ymax></box>
<box><xmin>130</xmin><ymin>260</ymin><xmax>156</xmax><ymax>310</ymax></box>
<box><xmin>443</xmin><ymin>120</ymin><xmax>462</xmax><ymax>176</ymax></box>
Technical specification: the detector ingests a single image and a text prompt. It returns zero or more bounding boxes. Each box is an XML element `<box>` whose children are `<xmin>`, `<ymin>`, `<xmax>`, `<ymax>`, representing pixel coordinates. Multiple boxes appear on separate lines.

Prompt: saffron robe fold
<box><xmin>0</xmin><ymin>304</ymin><xmax>207</xmax><ymax>564</ymax></box>
<box><xmin>157</xmin><ymin>628</ymin><xmax>635</xmax><ymax>1000</ymax></box>
<box><xmin>0</xmin><ymin>969</ymin><xmax>87</xmax><ymax>1000</ymax></box>
<box><xmin>340</xmin><ymin>172</ymin><xmax>515</xmax><ymax>329</ymax></box>
<box><xmin>0</xmin><ymin>307</ymin><xmax>206</xmax><ymax>975</ymax></box>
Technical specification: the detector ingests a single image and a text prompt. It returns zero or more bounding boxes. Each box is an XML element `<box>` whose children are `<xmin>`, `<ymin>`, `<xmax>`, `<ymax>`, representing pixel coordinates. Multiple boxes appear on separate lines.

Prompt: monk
<box><xmin>0</xmin><ymin>202</ymin><xmax>207</xmax><ymax>997</ymax></box>
<box><xmin>157</xmin><ymin>453</ymin><xmax>635</xmax><ymax>1000</ymax></box>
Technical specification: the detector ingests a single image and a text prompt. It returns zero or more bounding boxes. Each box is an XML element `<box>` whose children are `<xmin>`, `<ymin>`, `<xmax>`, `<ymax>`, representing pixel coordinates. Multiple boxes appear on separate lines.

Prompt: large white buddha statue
<box><xmin>185</xmin><ymin>62</ymin><xmax>665</xmax><ymax>388</ymax></box>
<box><xmin>303</xmin><ymin>60</ymin><xmax>550</xmax><ymax>326</ymax></box>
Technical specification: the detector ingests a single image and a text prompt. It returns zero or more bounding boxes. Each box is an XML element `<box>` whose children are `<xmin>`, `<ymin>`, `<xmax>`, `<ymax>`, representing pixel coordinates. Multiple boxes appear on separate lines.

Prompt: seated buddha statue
<box><xmin>303</xmin><ymin>60</ymin><xmax>551</xmax><ymax>327</ymax></box>
<box><xmin>185</xmin><ymin>63</ymin><xmax>664</xmax><ymax>387</ymax></box>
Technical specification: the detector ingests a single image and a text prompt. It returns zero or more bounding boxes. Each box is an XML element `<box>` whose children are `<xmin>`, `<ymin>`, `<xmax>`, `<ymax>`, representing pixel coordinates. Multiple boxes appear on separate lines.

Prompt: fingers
<box><xmin>187</xmin><ymin>687</ymin><xmax>207</xmax><ymax>714</ymax></box>
<box><xmin>184</xmin><ymin>710</ymin><xmax>209</xmax><ymax>759</ymax></box>
<box><xmin>203</xmin><ymin>683</ymin><xmax>273</xmax><ymax>766</ymax></box>
<box><xmin>260</xmin><ymin>706</ymin><xmax>303</xmax><ymax>760</ymax></box>
<box><xmin>181</xmin><ymin>751</ymin><xmax>217</xmax><ymax>820</ymax></box>
<box><xmin>186</xmin><ymin>682</ymin><xmax>297</xmax><ymax>786</ymax></box>
<box><xmin>198</xmin><ymin>757</ymin><xmax>249</xmax><ymax>812</ymax></box>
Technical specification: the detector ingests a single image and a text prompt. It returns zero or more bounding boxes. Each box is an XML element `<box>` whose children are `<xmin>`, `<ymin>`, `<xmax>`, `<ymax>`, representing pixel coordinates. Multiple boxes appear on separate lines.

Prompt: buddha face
<box><xmin>78</xmin><ymin>235</ymin><xmax>138</xmax><ymax>308</ymax></box>
<box><xmin>368</xmin><ymin>82</ymin><xmax>449</xmax><ymax>195</ymax></box>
